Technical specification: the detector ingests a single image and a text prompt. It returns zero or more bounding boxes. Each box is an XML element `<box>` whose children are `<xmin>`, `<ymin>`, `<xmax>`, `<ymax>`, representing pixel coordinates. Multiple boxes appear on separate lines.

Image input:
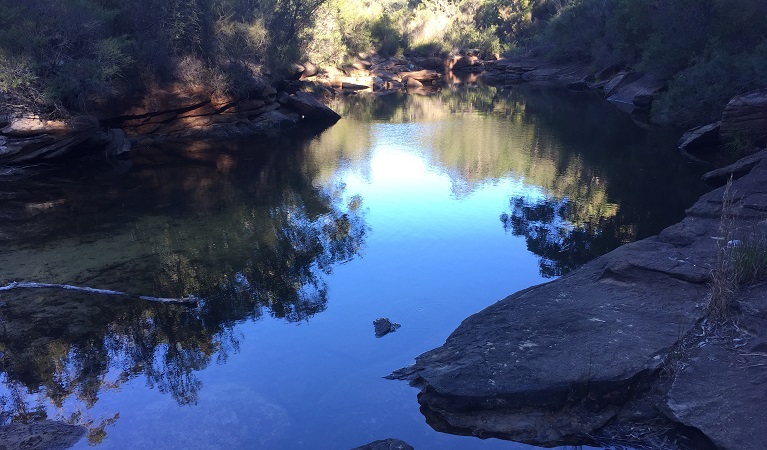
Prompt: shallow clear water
<box><xmin>0</xmin><ymin>86</ymin><xmax>708</xmax><ymax>449</ymax></box>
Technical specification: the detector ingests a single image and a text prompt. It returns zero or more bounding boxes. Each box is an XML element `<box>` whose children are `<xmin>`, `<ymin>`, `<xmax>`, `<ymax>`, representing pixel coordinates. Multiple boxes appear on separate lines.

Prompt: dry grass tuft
<box><xmin>708</xmin><ymin>177</ymin><xmax>767</xmax><ymax>319</ymax></box>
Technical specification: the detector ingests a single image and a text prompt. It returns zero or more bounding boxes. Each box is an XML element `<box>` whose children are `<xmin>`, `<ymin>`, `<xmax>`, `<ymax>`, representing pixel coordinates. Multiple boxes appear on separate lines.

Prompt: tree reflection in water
<box><xmin>0</xmin><ymin>140</ymin><xmax>368</xmax><ymax>442</ymax></box>
<box><xmin>502</xmin><ymin>196</ymin><xmax>604</xmax><ymax>277</ymax></box>
<box><xmin>0</xmin><ymin>84</ymin><xmax>706</xmax><ymax>445</ymax></box>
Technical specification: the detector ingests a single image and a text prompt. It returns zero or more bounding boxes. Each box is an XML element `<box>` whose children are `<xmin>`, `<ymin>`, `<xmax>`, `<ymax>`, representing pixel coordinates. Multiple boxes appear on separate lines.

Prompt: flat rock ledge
<box><xmin>389</xmin><ymin>154</ymin><xmax>767</xmax><ymax>449</ymax></box>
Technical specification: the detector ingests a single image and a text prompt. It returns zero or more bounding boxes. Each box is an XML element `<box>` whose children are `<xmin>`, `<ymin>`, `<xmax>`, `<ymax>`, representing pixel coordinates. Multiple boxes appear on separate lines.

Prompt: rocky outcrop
<box><xmin>0</xmin><ymin>81</ymin><xmax>341</xmax><ymax>164</ymax></box>
<box><xmin>282</xmin><ymin>91</ymin><xmax>341</xmax><ymax>123</ymax></box>
<box><xmin>449</xmin><ymin>55</ymin><xmax>484</xmax><ymax>73</ymax></box>
<box><xmin>702</xmin><ymin>148</ymin><xmax>767</xmax><ymax>186</ymax></box>
<box><xmin>604</xmin><ymin>72</ymin><xmax>665</xmax><ymax>109</ymax></box>
<box><xmin>678</xmin><ymin>122</ymin><xmax>720</xmax><ymax>153</ymax></box>
<box><xmin>390</xmin><ymin>154</ymin><xmax>767</xmax><ymax>449</ymax></box>
<box><xmin>309</xmin><ymin>56</ymin><xmax>444</xmax><ymax>94</ymax></box>
<box><xmin>103</xmin><ymin>83</ymin><xmax>338</xmax><ymax>146</ymax></box>
<box><xmin>0</xmin><ymin>116</ymin><xmax>107</xmax><ymax>164</ymax></box>
<box><xmin>481</xmin><ymin>58</ymin><xmax>592</xmax><ymax>85</ymax></box>
<box><xmin>720</xmin><ymin>89</ymin><xmax>767</xmax><ymax>146</ymax></box>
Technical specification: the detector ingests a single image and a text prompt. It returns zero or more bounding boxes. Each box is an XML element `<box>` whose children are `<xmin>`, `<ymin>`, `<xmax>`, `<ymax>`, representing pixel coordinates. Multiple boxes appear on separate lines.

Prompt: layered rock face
<box><xmin>0</xmin><ymin>82</ymin><xmax>341</xmax><ymax>165</ymax></box>
<box><xmin>390</xmin><ymin>153</ymin><xmax>767</xmax><ymax>449</ymax></box>
<box><xmin>720</xmin><ymin>89</ymin><xmax>767</xmax><ymax>146</ymax></box>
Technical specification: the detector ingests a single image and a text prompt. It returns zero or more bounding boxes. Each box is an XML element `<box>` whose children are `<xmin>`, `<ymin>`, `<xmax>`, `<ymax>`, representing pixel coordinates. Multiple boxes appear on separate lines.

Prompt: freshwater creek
<box><xmin>0</xmin><ymin>85</ymin><xmax>708</xmax><ymax>449</ymax></box>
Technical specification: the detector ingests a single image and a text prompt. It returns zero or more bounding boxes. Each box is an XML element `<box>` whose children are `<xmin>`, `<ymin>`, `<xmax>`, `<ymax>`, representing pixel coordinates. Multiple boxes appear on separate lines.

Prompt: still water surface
<box><xmin>0</xmin><ymin>86</ymin><xmax>707</xmax><ymax>449</ymax></box>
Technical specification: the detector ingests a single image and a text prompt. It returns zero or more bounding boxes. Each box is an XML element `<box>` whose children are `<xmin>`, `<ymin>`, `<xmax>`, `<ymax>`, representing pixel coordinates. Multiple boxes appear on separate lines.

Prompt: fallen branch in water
<box><xmin>0</xmin><ymin>281</ymin><xmax>199</xmax><ymax>306</ymax></box>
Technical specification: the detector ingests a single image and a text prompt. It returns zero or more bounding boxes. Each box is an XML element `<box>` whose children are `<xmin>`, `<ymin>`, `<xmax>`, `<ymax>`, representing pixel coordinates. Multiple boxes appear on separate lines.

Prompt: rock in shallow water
<box><xmin>373</xmin><ymin>318</ymin><xmax>401</xmax><ymax>338</ymax></box>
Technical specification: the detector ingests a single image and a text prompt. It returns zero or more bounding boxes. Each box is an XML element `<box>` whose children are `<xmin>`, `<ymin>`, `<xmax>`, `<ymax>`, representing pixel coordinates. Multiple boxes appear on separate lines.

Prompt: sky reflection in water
<box><xmin>0</xmin><ymin>86</ymin><xmax>708</xmax><ymax>449</ymax></box>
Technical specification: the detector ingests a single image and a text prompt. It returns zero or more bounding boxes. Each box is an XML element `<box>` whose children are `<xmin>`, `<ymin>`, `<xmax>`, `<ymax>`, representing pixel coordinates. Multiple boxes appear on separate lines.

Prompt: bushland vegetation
<box><xmin>535</xmin><ymin>0</ymin><xmax>767</xmax><ymax>126</ymax></box>
<box><xmin>0</xmin><ymin>0</ymin><xmax>765</xmax><ymax>126</ymax></box>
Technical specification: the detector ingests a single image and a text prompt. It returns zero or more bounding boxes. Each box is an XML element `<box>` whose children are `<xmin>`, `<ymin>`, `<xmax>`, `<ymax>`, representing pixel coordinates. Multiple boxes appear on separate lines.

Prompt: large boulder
<box><xmin>450</xmin><ymin>55</ymin><xmax>482</xmax><ymax>72</ymax></box>
<box><xmin>678</xmin><ymin>121</ymin><xmax>720</xmax><ymax>152</ymax></box>
<box><xmin>285</xmin><ymin>91</ymin><xmax>341</xmax><ymax>124</ymax></box>
<box><xmin>720</xmin><ymin>89</ymin><xmax>767</xmax><ymax>146</ymax></box>
<box><xmin>400</xmin><ymin>69</ymin><xmax>442</xmax><ymax>84</ymax></box>
<box><xmin>605</xmin><ymin>72</ymin><xmax>665</xmax><ymax>109</ymax></box>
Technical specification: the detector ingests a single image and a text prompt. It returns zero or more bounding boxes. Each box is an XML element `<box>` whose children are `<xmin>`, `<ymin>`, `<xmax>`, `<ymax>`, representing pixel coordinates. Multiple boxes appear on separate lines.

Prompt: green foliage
<box><xmin>652</xmin><ymin>43</ymin><xmax>767</xmax><ymax>126</ymax></box>
<box><xmin>446</xmin><ymin>24</ymin><xmax>504</xmax><ymax>58</ymax></box>
<box><xmin>370</xmin><ymin>16</ymin><xmax>405</xmax><ymax>57</ymax></box>
<box><xmin>527</xmin><ymin>0</ymin><xmax>767</xmax><ymax>126</ymax></box>
<box><xmin>733</xmin><ymin>231</ymin><xmax>767</xmax><ymax>285</ymax></box>
<box><xmin>534</xmin><ymin>0</ymin><xmax>610</xmax><ymax>63</ymax></box>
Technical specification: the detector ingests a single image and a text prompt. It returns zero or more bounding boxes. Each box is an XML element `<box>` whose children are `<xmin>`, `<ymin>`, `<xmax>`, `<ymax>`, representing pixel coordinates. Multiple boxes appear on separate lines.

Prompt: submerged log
<box><xmin>0</xmin><ymin>281</ymin><xmax>199</xmax><ymax>306</ymax></box>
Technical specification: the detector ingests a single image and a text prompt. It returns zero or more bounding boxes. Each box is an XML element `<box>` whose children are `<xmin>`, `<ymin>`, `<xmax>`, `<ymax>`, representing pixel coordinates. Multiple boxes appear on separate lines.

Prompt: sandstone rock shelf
<box><xmin>390</xmin><ymin>151</ymin><xmax>767</xmax><ymax>449</ymax></box>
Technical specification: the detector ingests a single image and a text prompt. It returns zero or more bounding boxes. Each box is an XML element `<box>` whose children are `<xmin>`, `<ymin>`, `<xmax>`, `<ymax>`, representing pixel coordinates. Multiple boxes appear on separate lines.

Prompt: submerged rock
<box><xmin>351</xmin><ymin>438</ymin><xmax>414</xmax><ymax>450</ymax></box>
<box><xmin>373</xmin><ymin>318</ymin><xmax>401</xmax><ymax>338</ymax></box>
<box><xmin>0</xmin><ymin>420</ymin><xmax>86</xmax><ymax>450</ymax></box>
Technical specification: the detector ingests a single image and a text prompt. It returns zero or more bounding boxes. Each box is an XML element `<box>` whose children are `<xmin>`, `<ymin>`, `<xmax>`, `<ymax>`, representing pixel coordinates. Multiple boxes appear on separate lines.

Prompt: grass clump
<box><xmin>708</xmin><ymin>178</ymin><xmax>767</xmax><ymax>319</ymax></box>
<box><xmin>732</xmin><ymin>231</ymin><xmax>767</xmax><ymax>285</ymax></box>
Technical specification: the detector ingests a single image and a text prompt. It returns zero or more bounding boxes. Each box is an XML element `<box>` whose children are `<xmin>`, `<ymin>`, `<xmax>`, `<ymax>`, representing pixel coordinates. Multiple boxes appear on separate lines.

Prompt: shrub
<box><xmin>652</xmin><ymin>42</ymin><xmax>767</xmax><ymax>127</ymax></box>
<box><xmin>371</xmin><ymin>16</ymin><xmax>405</xmax><ymax>57</ymax></box>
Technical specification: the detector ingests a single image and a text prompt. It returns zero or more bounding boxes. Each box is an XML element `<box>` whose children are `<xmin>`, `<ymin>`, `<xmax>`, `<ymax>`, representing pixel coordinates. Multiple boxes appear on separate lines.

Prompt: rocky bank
<box><xmin>0</xmin><ymin>80</ymin><xmax>341</xmax><ymax>165</ymax></box>
<box><xmin>389</xmin><ymin>145</ymin><xmax>767</xmax><ymax>448</ymax></box>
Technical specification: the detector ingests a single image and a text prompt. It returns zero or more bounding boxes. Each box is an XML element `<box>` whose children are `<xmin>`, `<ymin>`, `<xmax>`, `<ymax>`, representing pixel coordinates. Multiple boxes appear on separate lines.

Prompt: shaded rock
<box><xmin>277</xmin><ymin>91</ymin><xmax>291</xmax><ymax>106</ymax></box>
<box><xmin>567</xmin><ymin>80</ymin><xmax>589</xmax><ymax>90</ymax></box>
<box><xmin>0</xmin><ymin>116</ymin><xmax>106</xmax><ymax>164</ymax></box>
<box><xmin>678</xmin><ymin>122</ymin><xmax>720</xmax><ymax>152</ymax></box>
<box><xmin>665</xmin><ymin>284</ymin><xmax>767</xmax><ymax>450</ymax></box>
<box><xmin>450</xmin><ymin>55</ymin><xmax>482</xmax><ymax>72</ymax></box>
<box><xmin>720</xmin><ymin>89</ymin><xmax>767</xmax><ymax>146</ymax></box>
<box><xmin>374</xmin><ymin>318</ymin><xmax>401</xmax><ymax>338</ymax></box>
<box><xmin>605</xmin><ymin>72</ymin><xmax>665</xmax><ymax>108</ymax></box>
<box><xmin>286</xmin><ymin>63</ymin><xmax>305</xmax><ymax>80</ymax></box>
<box><xmin>702</xmin><ymin>148</ymin><xmax>767</xmax><ymax>186</ymax></box>
<box><xmin>0</xmin><ymin>420</ymin><xmax>86</xmax><ymax>450</ymax></box>
<box><xmin>404</xmin><ymin>77</ymin><xmax>423</xmax><ymax>88</ymax></box>
<box><xmin>301</xmin><ymin>61</ymin><xmax>319</xmax><ymax>78</ymax></box>
<box><xmin>351</xmin><ymin>438</ymin><xmax>414</xmax><ymax>450</ymax></box>
<box><xmin>400</xmin><ymin>69</ymin><xmax>441</xmax><ymax>84</ymax></box>
<box><xmin>390</xmin><ymin>235</ymin><xmax>711</xmax><ymax>445</ymax></box>
<box><xmin>603</xmin><ymin>73</ymin><xmax>628</xmax><ymax>97</ymax></box>
<box><xmin>285</xmin><ymin>91</ymin><xmax>341</xmax><ymax>124</ymax></box>
<box><xmin>596</xmin><ymin>63</ymin><xmax>624</xmax><ymax>81</ymax></box>
<box><xmin>342</xmin><ymin>80</ymin><xmax>373</xmax><ymax>91</ymax></box>
<box><xmin>104</xmin><ymin>128</ymin><xmax>131</xmax><ymax>158</ymax></box>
